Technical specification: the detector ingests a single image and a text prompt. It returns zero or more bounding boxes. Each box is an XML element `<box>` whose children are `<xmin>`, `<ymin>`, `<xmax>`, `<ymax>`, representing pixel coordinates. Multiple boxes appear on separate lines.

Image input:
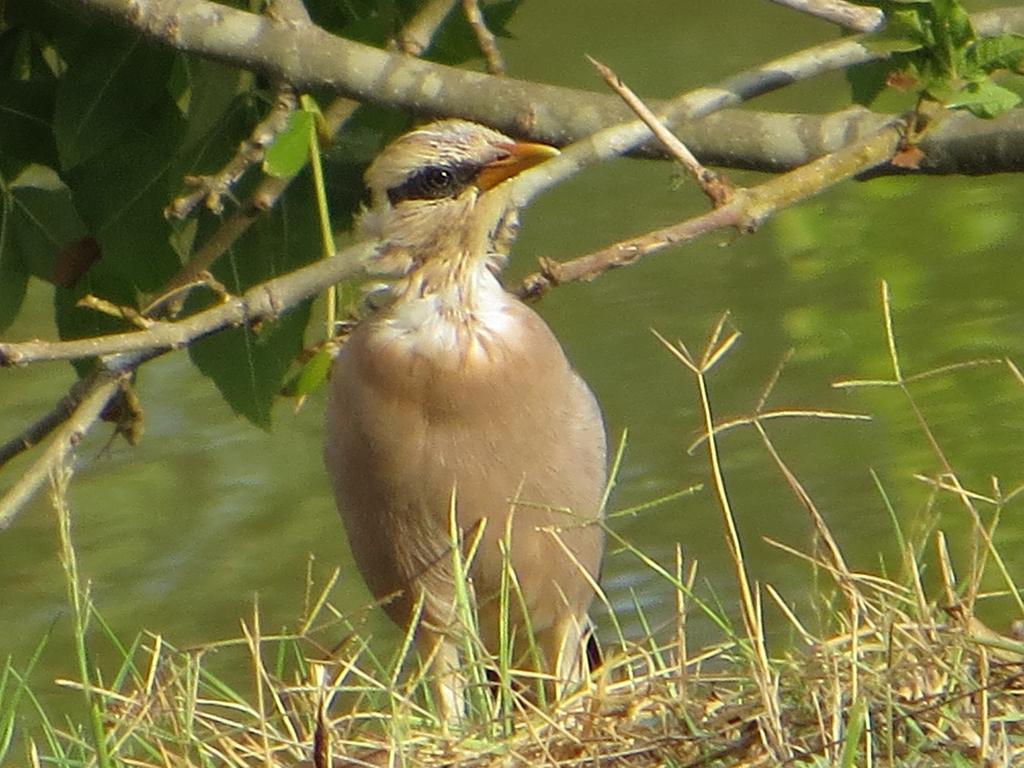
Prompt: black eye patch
<box><xmin>386</xmin><ymin>162</ymin><xmax>482</xmax><ymax>206</ymax></box>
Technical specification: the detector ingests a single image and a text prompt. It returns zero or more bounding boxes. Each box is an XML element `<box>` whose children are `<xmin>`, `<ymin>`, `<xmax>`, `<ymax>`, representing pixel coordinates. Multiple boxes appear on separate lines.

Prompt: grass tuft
<box><xmin>5</xmin><ymin>284</ymin><xmax>1023</xmax><ymax>766</ymax></box>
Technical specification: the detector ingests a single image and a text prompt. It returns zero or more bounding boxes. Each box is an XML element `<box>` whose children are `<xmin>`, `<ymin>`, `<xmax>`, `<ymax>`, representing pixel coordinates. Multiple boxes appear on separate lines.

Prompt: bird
<box><xmin>323</xmin><ymin>119</ymin><xmax>607</xmax><ymax>722</ymax></box>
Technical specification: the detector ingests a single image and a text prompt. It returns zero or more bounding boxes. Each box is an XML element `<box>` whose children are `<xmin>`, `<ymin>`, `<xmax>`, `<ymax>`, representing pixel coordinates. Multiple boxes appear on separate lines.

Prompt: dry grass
<box><xmin>14</xmin><ymin>524</ymin><xmax>1022</xmax><ymax>768</ymax></box>
<box><xmin>5</xmin><ymin>282</ymin><xmax>1023</xmax><ymax>767</ymax></box>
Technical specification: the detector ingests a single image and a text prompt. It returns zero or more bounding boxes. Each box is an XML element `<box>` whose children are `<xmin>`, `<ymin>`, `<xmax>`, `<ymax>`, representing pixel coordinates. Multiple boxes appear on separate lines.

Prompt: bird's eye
<box><xmin>386</xmin><ymin>163</ymin><xmax>476</xmax><ymax>205</ymax></box>
<box><xmin>417</xmin><ymin>167</ymin><xmax>457</xmax><ymax>196</ymax></box>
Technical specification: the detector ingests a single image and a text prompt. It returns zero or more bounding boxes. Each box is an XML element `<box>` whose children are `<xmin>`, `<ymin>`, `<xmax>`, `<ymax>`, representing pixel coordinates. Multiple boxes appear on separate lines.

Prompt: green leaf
<box><xmin>945</xmin><ymin>78</ymin><xmax>1022</xmax><ymax>118</ymax></box>
<box><xmin>187</xmin><ymin>173</ymin><xmax>320</xmax><ymax>427</ymax></box>
<box><xmin>3</xmin><ymin>0</ymin><xmax>91</xmax><ymax>50</ymax></box>
<box><xmin>0</xmin><ymin>190</ymin><xmax>29</xmax><ymax>331</ymax></box>
<box><xmin>189</xmin><ymin>310</ymin><xmax>310</xmax><ymax>429</ymax></box>
<box><xmin>0</xmin><ymin>80</ymin><xmax>58</xmax><ymax>175</ymax></box>
<box><xmin>171</xmin><ymin>91</ymin><xmax>261</xmax><ymax>198</ymax></box>
<box><xmin>430</xmin><ymin>0</ymin><xmax>526</xmax><ymax>66</ymax></box>
<box><xmin>862</xmin><ymin>12</ymin><xmax>926</xmax><ymax>56</ymax></box>
<box><xmin>281</xmin><ymin>344</ymin><xmax>334</xmax><ymax>398</ymax></box>
<box><xmin>173</xmin><ymin>57</ymin><xmax>245</xmax><ymax>156</ymax></box>
<box><xmin>846</xmin><ymin>60</ymin><xmax>894</xmax><ymax>106</ymax></box>
<box><xmin>53</xmin><ymin>32</ymin><xmax>175</xmax><ymax>169</ymax></box>
<box><xmin>0</xmin><ymin>27</ymin><xmax>46</xmax><ymax>83</ymax></box>
<box><xmin>4</xmin><ymin>165</ymin><xmax>88</xmax><ymax>283</ymax></box>
<box><xmin>890</xmin><ymin>9</ymin><xmax>928</xmax><ymax>42</ymax></box>
<box><xmin>968</xmin><ymin>35</ymin><xmax>1024</xmax><ymax>73</ymax></box>
<box><xmin>54</xmin><ymin>269</ymin><xmax>137</xmax><ymax>377</ymax></box>
<box><xmin>263</xmin><ymin>109</ymin><xmax>314</xmax><ymax>178</ymax></box>
<box><xmin>65</xmin><ymin>101</ymin><xmax>185</xmax><ymax>291</ymax></box>
<box><xmin>923</xmin><ymin>74</ymin><xmax>961</xmax><ymax>103</ymax></box>
<box><xmin>838</xmin><ymin>699</ymin><xmax>867</xmax><ymax>768</ymax></box>
<box><xmin>932</xmin><ymin>0</ymin><xmax>974</xmax><ymax>48</ymax></box>
<box><xmin>861</xmin><ymin>34</ymin><xmax>925</xmax><ymax>56</ymax></box>
<box><xmin>317</xmin><ymin>0</ymin><xmax>421</xmax><ymax>45</ymax></box>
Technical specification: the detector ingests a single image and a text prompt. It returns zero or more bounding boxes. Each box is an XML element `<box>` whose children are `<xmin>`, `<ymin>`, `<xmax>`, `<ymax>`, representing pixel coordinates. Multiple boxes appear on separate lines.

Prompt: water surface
<box><xmin>1</xmin><ymin>0</ymin><xmax>1022</xmax><ymax>717</ymax></box>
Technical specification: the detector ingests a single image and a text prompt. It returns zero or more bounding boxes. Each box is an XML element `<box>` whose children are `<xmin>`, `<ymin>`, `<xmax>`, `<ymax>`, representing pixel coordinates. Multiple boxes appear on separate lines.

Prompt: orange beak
<box><xmin>476</xmin><ymin>141</ymin><xmax>560</xmax><ymax>191</ymax></box>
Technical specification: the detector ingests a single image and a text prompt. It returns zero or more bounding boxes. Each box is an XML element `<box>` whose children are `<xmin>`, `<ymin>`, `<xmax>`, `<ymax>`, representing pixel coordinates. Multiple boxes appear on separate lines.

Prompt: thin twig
<box><xmin>165</xmin><ymin>0</ymin><xmax>313</xmax><ymax>219</ymax></box>
<box><xmin>517</xmin><ymin>123</ymin><xmax>903</xmax><ymax>298</ymax></box>
<box><xmin>149</xmin><ymin>101</ymin><xmax>358</xmax><ymax>315</ymax></box>
<box><xmin>587</xmin><ymin>56</ymin><xmax>733</xmax><ymax>207</ymax></box>
<box><xmin>0</xmin><ymin>372</ymin><xmax>125</xmax><ymax>529</ymax></box>
<box><xmin>397</xmin><ymin>0</ymin><xmax>457</xmax><ymax>55</ymax></box>
<box><xmin>509</xmin><ymin>29</ymin><xmax>884</xmax><ymax>210</ymax></box>
<box><xmin>0</xmin><ymin>241</ymin><xmax>375</xmax><ymax>366</ymax></box>
<box><xmin>0</xmin><ymin>378</ymin><xmax>96</xmax><ymax>469</ymax></box>
<box><xmin>461</xmin><ymin>0</ymin><xmax>506</xmax><ymax>74</ymax></box>
<box><xmin>166</xmin><ymin>86</ymin><xmax>299</xmax><ymax>219</ymax></box>
<box><xmin>765</xmin><ymin>0</ymin><xmax>884</xmax><ymax>32</ymax></box>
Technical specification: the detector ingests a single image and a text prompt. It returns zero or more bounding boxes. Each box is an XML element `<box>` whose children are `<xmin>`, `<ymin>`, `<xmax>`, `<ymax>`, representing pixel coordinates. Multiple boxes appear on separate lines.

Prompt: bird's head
<box><xmin>359</xmin><ymin>119</ymin><xmax>559</xmax><ymax>278</ymax></box>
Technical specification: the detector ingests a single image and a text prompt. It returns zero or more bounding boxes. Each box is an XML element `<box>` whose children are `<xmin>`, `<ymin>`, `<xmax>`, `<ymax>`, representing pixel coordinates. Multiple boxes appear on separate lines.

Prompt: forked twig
<box><xmin>588</xmin><ymin>56</ymin><xmax>734</xmax><ymax>207</ymax></box>
<box><xmin>166</xmin><ymin>86</ymin><xmax>299</xmax><ymax>220</ymax></box>
<box><xmin>518</xmin><ymin>123</ymin><xmax>903</xmax><ymax>298</ymax></box>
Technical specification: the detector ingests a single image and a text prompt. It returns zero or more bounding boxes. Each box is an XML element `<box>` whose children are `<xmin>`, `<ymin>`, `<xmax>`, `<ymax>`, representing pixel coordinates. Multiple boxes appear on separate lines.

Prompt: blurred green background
<box><xmin>1</xmin><ymin>0</ymin><xmax>1022</xmax><ymax>718</ymax></box>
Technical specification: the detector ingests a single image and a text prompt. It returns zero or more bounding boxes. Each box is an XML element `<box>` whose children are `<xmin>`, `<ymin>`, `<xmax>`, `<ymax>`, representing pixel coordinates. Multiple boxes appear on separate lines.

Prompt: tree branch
<box><xmin>69</xmin><ymin>0</ymin><xmax>875</xmax><ymax>144</ymax></box>
<box><xmin>0</xmin><ymin>241</ymin><xmax>375</xmax><ymax>367</ymax></box>
<box><xmin>152</xmin><ymin>0</ymin><xmax>458</xmax><ymax>309</ymax></box>
<box><xmin>0</xmin><ymin>113</ymin><xmax>902</xmax><ymax>370</ymax></box>
<box><xmin>0</xmin><ymin>0</ymin><xmax>466</xmax><ymax>516</ymax></box>
<box><xmin>165</xmin><ymin>85</ymin><xmax>298</xmax><ymax>219</ymax></box>
<box><xmin>396</xmin><ymin>0</ymin><xmax>456</xmax><ymax>55</ymax></box>
<box><xmin>588</xmin><ymin>56</ymin><xmax>733</xmax><ymax>208</ymax></box>
<box><xmin>460</xmin><ymin>0</ymin><xmax>505</xmax><ymax>75</ymax></box>
<box><xmin>0</xmin><ymin>378</ymin><xmax>96</xmax><ymax>469</ymax></box>
<box><xmin>3</xmin><ymin>0</ymin><xmax>1022</xmax><ymax>528</ymax></box>
<box><xmin>66</xmin><ymin>1</ymin><xmax>1024</xmax><ymax>174</ymax></box>
<box><xmin>516</xmin><ymin>124</ymin><xmax>904</xmax><ymax>298</ymax></box>
<box><xmin>764</xmin><ymin>0</ymin><xmax>884</xmax><ymax>32</ymax></box>
<box><xmin>61</xmin><ymin>1</ymin><xmax>1024</xmax><ymax>173</ymax></box>
<box><xmin>0</xmin><ymin>239</ymin><xmax>372</xmax><ymax>525</ymax></box>
<box><xmin>0</xmin><ymin>372</ymin><xmax>125</xmax><ymax>529</ymax></box>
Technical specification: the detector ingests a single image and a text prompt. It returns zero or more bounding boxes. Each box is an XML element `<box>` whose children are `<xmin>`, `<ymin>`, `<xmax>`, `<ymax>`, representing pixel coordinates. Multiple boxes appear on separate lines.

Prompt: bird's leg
<box><xmin>419</xmin><ymin>628</ymin><xmax>464</xmax><ymax>728</ymax></box>
<box><xmin>542</xmin><ymin>613</ymin><xmax>591</xmax><ymax>702</ymax></box>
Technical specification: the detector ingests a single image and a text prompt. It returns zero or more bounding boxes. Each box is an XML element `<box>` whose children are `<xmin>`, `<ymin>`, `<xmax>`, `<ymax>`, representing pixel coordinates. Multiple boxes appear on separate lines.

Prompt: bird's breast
<box><xmin>324</xmin><ymin>287</ymin><xmax>608</xmax><ymax>628</ymax></box>
<box><xmin>367</xmin><ymin>283</ymin><xmax>529</xmax><ymax>389</ymax></box>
